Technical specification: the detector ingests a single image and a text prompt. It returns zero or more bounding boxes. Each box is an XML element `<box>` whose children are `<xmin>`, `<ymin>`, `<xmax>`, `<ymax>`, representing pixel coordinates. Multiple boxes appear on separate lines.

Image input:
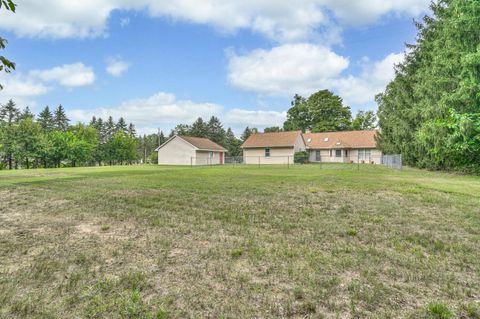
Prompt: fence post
<box><xmin>287</xmin><ymin>156</ymin><xmax>290</xmax><ymax>168</ymax></box>
<box><xmin>191</xmin><ymin>157</ymin><xmax>193</xmax><ymax>167</ymax></box>
<box><xmin>258</xmin><ymin>156</ymin><xmax>260</xmax><ymax>168</ymax></box>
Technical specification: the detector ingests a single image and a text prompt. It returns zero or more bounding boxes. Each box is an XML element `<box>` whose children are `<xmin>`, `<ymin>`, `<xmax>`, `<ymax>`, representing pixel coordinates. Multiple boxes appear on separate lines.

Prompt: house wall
<box><xmin>294</xmin><ymin>134</ymin><xmax>307</xmax><ymax>152</ymax></box>
<box><xmin>243</xmin><ymin>147</ymin><xmax>294</xmax><ymax>164</ymax></box>
<box><xmin>195</xmin><ymin>150</ymin><xmax>224</xmax><ymax>165</ymax></box>
<box><xmin>309</xmin><ymin>148</ymin><xmax>382</xmax><ymax>164</ymax></box>
<box><xmin>157</xmin><ymin>137</ymin><xmax>196</xmax><ymax>165</ymax></box>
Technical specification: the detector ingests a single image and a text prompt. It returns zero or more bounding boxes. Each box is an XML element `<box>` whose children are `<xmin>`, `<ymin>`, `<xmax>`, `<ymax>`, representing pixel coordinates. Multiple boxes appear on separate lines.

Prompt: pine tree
<box><xmin>190</xmin><ymin>117</ymin><xmax>208</xmax><ymax>137</ymax></box>
<box><xmin>116</xmin><ymin>117</ymin><xmax>128</xmax><ymax>134</ymax></box>
<box><xmin>53</xmin><ymin>105</ymin><xmax>70</xmax><ymax>131</ymax></box>
<box><xmin>89</xmin><ymin>116</ymin><xmax>97</xmax><ymax>127</ymax></box>
<box><xmin>105</xmin><ymin>116</ymin><xmax>115</xmax><ymax>140</ymax></box>
<box><xmin>0</xmin><ymin>99</ymin><xmax>20</xmax><ymax>124</ymax></box>
<box><xmin>159</xmin><ymin>131</ymin><xmax>165</xmax><ymax>145</ymax></box>
<box><xmin>241</xmin><ymin>126</ymin><xmax>258</xmax><ymax>141</ymax></box>
<box><xmin>19</xmin><ymin>106</ymin><xmax>34</xmax><ymax>120</ymax></box>
<box><xmin>37</xmin><ymin>106</ymin><xmax>54</xmax><ymax>131</ymax></box>
<box><xmin>225</xmin><ymin>127</ymin><xmax>242</xmax><ymax>156</ymax></box>
<box><xmin>128</xmin><ymin>123</ymin><xmax>136</xmax><ymax>137</ymax></box>
<box><xmin>206</xmin><ymin>116</ymin><xmax>226</xmax><ymax>146</ymax></box>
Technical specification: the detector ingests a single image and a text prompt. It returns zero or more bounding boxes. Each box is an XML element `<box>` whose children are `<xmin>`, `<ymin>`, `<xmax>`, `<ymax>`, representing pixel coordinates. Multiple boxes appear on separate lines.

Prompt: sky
<box><xmin>0</xmin><ymin>0</ymin><xmax>431</xmax><ymax>135</ymax></box>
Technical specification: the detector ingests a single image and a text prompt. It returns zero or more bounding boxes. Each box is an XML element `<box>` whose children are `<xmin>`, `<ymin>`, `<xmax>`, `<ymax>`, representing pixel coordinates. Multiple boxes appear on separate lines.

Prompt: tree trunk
<box><xmin>8</xmin><ymin>156</ymin><xmax>12</xmax><ymax>170</ymax></box>
<box><xmin>26</xmin><ymin>158</ymin><xmax>29</xmax><ymax>169</ymax></box>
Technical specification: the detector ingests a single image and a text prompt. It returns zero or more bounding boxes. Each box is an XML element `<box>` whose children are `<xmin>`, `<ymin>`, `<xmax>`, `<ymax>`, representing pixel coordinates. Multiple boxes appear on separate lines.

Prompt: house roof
<box><xmin>241</xmin><ymin>131</ymin><xmax>302</xmax><ymax>148</ymax></box>
<box><xmin>303</xmin><ymin>130</ymin><xmax>378</xmax><ymax>149</ymax></box>
<box><xmin>156</xmin><ymin>135</ymin><xmax>226</xmax><ymax>152</ymax></box>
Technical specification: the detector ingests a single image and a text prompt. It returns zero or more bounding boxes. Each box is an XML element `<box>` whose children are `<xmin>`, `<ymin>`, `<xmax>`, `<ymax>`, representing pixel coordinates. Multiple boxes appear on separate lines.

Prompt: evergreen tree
<box><xmin>377</xmin><ymin>0</ymin><xmax>480</xmax><ymax>172</ymax></box>
<box><xmin>0</xmin><ymin>99</ymin><xmax>20</xmax><ymax>124</ymax></box>
<box><xmin>37</xmin><ymin>106</ymin><xmax>54</xmax><ymax>132</ymax></box>
<box><xmin>89</xmin><ymin>116</ymin><xmax>97</xmax><ymax>127</ymax></box>
<box><xmin>19</xmin><ymin>106</ymin><xmax>34</xmax><ymax>120</ymax></box>
<box><xmin>241</xmin><ymin>126</ymin><xmax>258</xmax><ymax>141</ymax></box>
<box><xmin>128</xmin><ymin>123</ymin><xmax>136</xmax><ymax>137</ymax></box>
<box><xmin>159</xmin><ymin>131</ymin><xmax>166</xmax><ymax>145</ymax></box>
<box><xmin>115</xmin><ymin>117</ymin><xmax>128</xmax><ymax>134</ymax></box>
<box><xmin>225</xmin><ymin>128</ymin><xmax>242</xmax><ymax>156</ymax></box>
<box><xmin>190</xmin><ymin>117</ymin><xmax>208</xmax><ymax>137</ymax></box>
<box><xmin>53</xmin><ymin>104</ymin><xmax>70</xmax><ymax>131</ymax></box>
<box><xmin>105</xmin><ymin>116</ymin><xmax>115</xmax><ymax>140</ymax></box>
<box><xmin>206</xmin><ymin>116</ymin><xmax>226</xmax><ymax>146</ymax></box>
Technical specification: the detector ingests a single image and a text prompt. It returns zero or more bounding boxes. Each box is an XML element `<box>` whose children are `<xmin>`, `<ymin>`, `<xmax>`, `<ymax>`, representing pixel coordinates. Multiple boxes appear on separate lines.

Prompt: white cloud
<box><xmin>225</xmin><ymin>109</ymin><xmax>286</xmax><ymax>127</ymax></box>
<box><xmin>228</xmin><ymin>43</ymin><xmax>349</xmax><ymax>96</ymax></box>
<box><xmin>0</xmin><ymin>0</ymin><xmax>430</xmax><ymax>41</ymax></box>
<box><xmin>228</xmin><ymin>43</ymin><xmax>404</xmax><ymax>106</ymax></box>
<box><xmin>0</xmin><ymin>73</ymin><xmax>50</xmax><ymax>107</ymax></box>
<box><xmin>68</xmin><ymin>91</ymin><xmax>287</xmax><ymax>134</ymax></box>
<box><xmin>334</xmin><ymin>52</ymin><xmax>404</xmax><ymax>105</ymax></box>
<box><xmin>30</xmin><ymin>63</ymin><xmax>95</xmax><ymax>87</ymax></box>
<box><xmin>68</xmin><ymin>92</ymin><xmax>223</xmax><ymax>127</ymax></box>
<box><xmin>106</xmin><ymin>57</ymin><xmax>130</xmax><ymax>77</ymax></box>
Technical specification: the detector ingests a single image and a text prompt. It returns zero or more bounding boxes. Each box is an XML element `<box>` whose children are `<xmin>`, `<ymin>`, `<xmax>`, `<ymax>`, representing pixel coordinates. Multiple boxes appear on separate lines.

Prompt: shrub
<box><xmin>294</xmin><ymin>151</ymin><xmax>309</xmax><ymax>164</ymax></box>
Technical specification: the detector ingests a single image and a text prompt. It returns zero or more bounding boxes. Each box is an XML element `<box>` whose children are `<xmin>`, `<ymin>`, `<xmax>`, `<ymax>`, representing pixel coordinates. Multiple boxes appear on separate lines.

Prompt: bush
<box><xmin>294</xmin><ymin>151</ymin><xmax>309</xmax><ymax>164</ymax></box>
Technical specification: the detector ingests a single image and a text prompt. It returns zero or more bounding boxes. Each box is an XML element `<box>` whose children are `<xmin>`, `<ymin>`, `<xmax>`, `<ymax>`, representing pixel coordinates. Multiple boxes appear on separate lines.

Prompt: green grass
<box><xmin>0</xmin><ymin>164</ymin><xmax>479</xmax><ymax>318</ymax></box>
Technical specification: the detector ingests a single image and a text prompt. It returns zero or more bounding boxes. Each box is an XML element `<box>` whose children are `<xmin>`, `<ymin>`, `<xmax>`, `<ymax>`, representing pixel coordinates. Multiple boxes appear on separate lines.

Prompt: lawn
<box><xmin>0</xmin><ymin>164</ymin><xmax>479</xmax><ymax>318</ymax></box>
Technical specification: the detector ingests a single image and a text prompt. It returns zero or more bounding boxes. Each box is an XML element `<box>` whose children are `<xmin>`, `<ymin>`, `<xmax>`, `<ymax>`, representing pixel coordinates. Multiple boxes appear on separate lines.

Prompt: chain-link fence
<box><xmin>381</xmin><ymin>154</ymin><xmax>402</xmax><ymax>170</ymax></box>
<box><xmin>191</xmin><ymin>153</ymin><xmax>402</xmax><ymax>170</ymax></box>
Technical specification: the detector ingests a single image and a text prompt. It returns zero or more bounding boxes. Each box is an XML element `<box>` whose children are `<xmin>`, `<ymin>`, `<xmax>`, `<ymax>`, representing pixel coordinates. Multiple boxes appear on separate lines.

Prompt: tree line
<box><xmin>0</xmin><ymin>100</ymin><xmax>138</xmax><ymax>169</ymax></box>
<box><xmin>376</xmin><ymin>0</ymin><xmax>480</xmax><ymax>173</ymax></box>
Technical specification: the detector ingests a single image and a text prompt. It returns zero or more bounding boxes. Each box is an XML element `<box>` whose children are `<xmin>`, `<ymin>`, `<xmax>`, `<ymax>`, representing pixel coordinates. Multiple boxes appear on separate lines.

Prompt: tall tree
<box><xmin>225</xmin><ymin>128</ymin><xmax>242</xmax><ymax>156</ymax></box>
<box><xmin>104</xmin><ymin>116</ymin><xmax>116</xmax><ymax>140</ymax></box>
<box><xmin>190</xmin><ymin>117</ymin><xmax>208</xmax><ymax>137</ymax></box>
<box><xmin>128</xmin><ymin>123</ymin><xmax>136</xmax><ymax>137</ymax></box>
<box><xmin>12</xmin><ymin>118</ymin><xmax>43</xmax><ymax>169</ymax></box>
<box><xmin>37</xmin><ymin>106</ymin><xmax>55</xmax><ymax>132</ymax></box>
<box><xmin>377</xmin><ymin>0</ymin><xmax>480</xmax><ymax>172</ymax></box>
<box><xmin>19</xmin><ymin>106</ymin><xmax>34</xmax><ymax>120</ymax></box>
<box><xmin>0</xmin><ymin>99</ymin><xmax>20</xmax><ymax>124</ymax></box>
<box><xmin>206</xmin><ymin>116</ymin><xmax>226</xmax><ymax>146</ymax></box>
<box><xmin>241</xmin><ymin>126</ymin><xmax>258</xmax><ymax>141</ymax></box>
<box><xmin>53</xmin><ymin>104</ymin><xmax>70</xmax><ymax>131</ymax></box>
<box><xmin>0</xmin><ymin>99</ymin><xmax>19</xmax><ymax>169</ymax></box>
<box><xmin>116</xmin><ymin>117</ymin><xmax>128</xmax><ymax>134</ymax></box>
<box><xmin>350</xmin><ymin>110</ymin><xmax>377</xmax><ymax>130</ymax></box>
<box><xmin>283</xmin><ymin>94</ymin><xmax>309</xmax><ymax>132</ymax></box>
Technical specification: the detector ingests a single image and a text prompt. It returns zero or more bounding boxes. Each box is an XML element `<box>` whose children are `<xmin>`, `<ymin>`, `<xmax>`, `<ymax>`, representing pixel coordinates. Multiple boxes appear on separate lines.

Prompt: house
<box><xmin>241</xmin><ymin>131</ymin><xmax>306</xmax><ymax>164</ymax></box>
<box><xmin>156</xmin><ymin>135</ymin><xmax>226</xmax><ymax>165</ymax></box>
<box><xmin>303</xmin><ymin>130</ymin><xmax>382</xmax><ymax>164</ymax></box>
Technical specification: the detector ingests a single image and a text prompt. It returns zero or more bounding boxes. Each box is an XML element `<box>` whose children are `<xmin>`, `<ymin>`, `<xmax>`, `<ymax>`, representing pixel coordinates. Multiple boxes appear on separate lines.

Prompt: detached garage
<box><xmin>155</xmin><ymin>135</ymin><xmax>226</xmax><ymax>165</ymax></box>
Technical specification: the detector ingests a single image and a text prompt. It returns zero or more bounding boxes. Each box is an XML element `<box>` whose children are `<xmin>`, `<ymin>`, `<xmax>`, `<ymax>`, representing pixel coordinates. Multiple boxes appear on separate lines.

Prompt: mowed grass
<box><xmin>0</xmin><ymin>164</ymin><xmax>479</xmax><ymax>318</ymax></box>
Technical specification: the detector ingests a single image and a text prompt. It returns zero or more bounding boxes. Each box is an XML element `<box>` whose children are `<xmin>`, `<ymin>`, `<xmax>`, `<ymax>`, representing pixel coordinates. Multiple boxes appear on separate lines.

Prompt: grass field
<box><xmin>1</xmin><ymin>164</ymin><xmax>479</xmax><ymax>318</ymax></box>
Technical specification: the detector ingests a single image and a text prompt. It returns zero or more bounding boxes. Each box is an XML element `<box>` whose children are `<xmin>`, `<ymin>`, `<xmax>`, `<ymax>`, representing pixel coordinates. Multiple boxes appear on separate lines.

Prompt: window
<box><xmin>358</xmin><ymin>149</ymin><xmax>372</xmax><ymax>161</ymax></box>
<box><xmin>315</xmin><ymin>150</ymin><xmax>321</xmax><ymax>161</ymax></box>
<box><xmin>330</xmin><ymin>150</ymin><xmax>332</xmax><ymax>157</ymax></box>
<box><xmin>335</xmin><ymin>149</ymin><xmax>342</xmax><ymax>157</ymax></box>
<box><xmin>209</xmin><ymin>151</ymin><xmax>213</xmax><ymax>158</ymax></box>
<box><xmin>345</xmin><ymin>150</ymin><xmax>349</xmax><ymax>157</ymax></box>
<box><xmin>265</xmin><ymin>148</ymin><xmax>270</xmax><ymax>157</ymax></box>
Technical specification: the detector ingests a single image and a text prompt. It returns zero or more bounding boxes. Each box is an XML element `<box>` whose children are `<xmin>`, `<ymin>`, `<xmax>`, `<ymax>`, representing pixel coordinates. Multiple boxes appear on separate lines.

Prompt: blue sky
<box><xmin>0</xmin><ymin>1</ymin><xmax>430</xmax><ymax>135</ymax></box>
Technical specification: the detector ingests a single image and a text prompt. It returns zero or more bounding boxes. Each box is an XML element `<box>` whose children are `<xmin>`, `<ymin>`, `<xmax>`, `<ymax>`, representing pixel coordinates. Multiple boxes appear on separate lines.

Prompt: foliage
<box><xmin>377</xmin><ymin>0</ymin><xmax>480</xmax><ymax>172</ymax></box>
<box><xmin>241</xmin><ymin>126</ymin><xmax>258</xmax><ymax>141</ymax></box>
<box><xmin>284</xmin><ymin>90</ymin><xmax>352</xmax><ymax>132</ymax></box>
<box><xmin>351</xmin><ymin>110</ymin><xmax>377</xmax><ymax>130</ymax></box>
<box><xmin>294</xmin><ymin>151</ymin><xmax>309</xmax><ymax>164</ymax></box>
<box><xmin>264</xmin><ymin>126</ymin><xmax>283</xmax><ymax>133</ymax></box>
<box><xmin>0</xmin><ymin>0</ymin><xmax>16</xmax><ymax>90</ymax></box>
<box><xmin>0</xmin><ymin>101</ymin><xmax>139</xmax><ymax>169</ymax></box>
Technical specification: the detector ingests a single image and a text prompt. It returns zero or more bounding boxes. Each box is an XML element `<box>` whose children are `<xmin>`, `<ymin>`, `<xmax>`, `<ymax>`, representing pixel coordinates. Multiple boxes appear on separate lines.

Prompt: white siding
<box><xmin>308</xmin><ymin>148</ymin><xmax>382</xmax><ymax>164</ymax></box>
<box><xmin>243</xmin><ymin>147</ymin><xmax>294</xmax><ymax>164</ymax></box>
<box><xmin>157</xmin><ymin>137</ymin><xmax>196</xmax><ymax>165</ymax></box>
<box><xmin>195</xmin><ymin>150</ymin><xmax>223</xmax><ymax>165</ymax></box>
